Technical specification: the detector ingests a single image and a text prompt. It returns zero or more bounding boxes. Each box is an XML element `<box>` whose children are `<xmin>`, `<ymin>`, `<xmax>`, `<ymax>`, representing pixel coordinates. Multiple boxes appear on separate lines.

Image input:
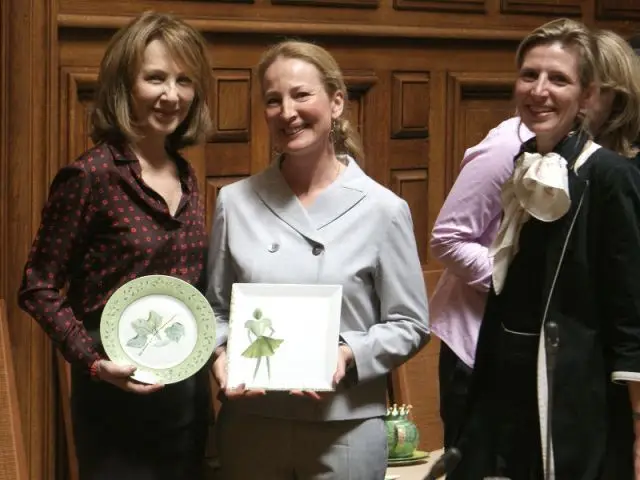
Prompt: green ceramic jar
<box><xmin>385</xmin><ymin>404</ymin><xmax>419</xmax><ymax>458</ymax></box>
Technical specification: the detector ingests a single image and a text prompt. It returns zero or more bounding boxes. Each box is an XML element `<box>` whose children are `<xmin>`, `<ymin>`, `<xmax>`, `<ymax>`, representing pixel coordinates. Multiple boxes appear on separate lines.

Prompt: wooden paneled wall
<box><xmin>2</xmin><ymin>0</ymin><xmax>639</xmax><ymax>477</ymax></box>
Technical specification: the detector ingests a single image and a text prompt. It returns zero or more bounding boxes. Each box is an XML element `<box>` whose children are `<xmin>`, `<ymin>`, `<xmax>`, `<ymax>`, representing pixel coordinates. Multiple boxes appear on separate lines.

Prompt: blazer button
<box><xmin>268</xmin><ymin>243</ymin><xmax>280</xmax><ymax>253</ymax></box>
<box><xmin>312</xmin><ymin>245</ymin><xmax>324</xmax><ymax>256</ymax></box>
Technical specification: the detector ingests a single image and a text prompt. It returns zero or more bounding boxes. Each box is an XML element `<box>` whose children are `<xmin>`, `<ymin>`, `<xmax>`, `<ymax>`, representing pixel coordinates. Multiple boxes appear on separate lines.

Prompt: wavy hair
<box><xmin>593</xmin><ymin>29</ymin><xmax>640</xmax><ymax>157</ymax></box>
<box><xmin>91</xmin><ymin>11</ymin><xmax>212</xmax><ymax>151</ymax></box>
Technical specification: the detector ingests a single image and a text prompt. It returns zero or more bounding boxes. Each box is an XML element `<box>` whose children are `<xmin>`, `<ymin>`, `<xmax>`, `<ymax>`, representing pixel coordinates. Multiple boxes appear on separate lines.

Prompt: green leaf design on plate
<box><xmin>126</xmin><ymin>310</ymin><xmax>181</xmax><ymax>352</ymax></box>
<box><xmin>126</xmin><ymin>334</ymin><xmax>147</xmax><ymax>348</ymax></box>
<box><xmin>151</xmin><ymin>336</ymin><xmax>171</xmax><ymax>347</ymax></box>
<box><xmin>165</xmin><ymin>322</ymin><xmax>185</xmax><ymax>343</ymax></box>
<box><xmin>131</xmin><ymin>310</ymin><xmax>162</xmax><ymax>337</ymax></box>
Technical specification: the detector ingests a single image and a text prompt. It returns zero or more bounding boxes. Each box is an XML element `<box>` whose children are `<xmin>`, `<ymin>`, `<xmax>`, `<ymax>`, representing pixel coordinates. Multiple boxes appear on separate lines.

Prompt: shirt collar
<box><xmin>108</xmin><ymin>142</ymin><xmax>194</xmax><ymax>194</ymax></box>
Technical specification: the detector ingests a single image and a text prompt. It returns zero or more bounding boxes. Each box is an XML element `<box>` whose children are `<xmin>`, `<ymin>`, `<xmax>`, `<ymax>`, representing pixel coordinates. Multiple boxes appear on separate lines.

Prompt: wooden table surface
<box><xmin>386</xmin><ymin>449</ymin><xmax>443</xmax><ymax>480</ymax></box>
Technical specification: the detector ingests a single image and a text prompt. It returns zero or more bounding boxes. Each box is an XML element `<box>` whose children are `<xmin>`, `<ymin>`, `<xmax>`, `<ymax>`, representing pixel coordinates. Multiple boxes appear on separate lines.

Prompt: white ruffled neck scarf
<box><xmin>490</xmin><ymin>139</ymin><xmax>600</xmax><ymax>294</ymax></box>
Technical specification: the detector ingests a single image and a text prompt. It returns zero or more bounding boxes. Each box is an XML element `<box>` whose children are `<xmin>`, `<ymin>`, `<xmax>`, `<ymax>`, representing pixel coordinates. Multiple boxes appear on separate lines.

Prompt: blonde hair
<box><xmin>91</xmin><ymin>11</ymin><xmax>212</xmax><ymax>151</ymax></box>
<box><xmin>516</xmin><ymin>18</ymin><xmax>599</xmax><ymax>134</ymax></box>
<box><xmin>593</xmin><ymin>29</ymin><xmax>640</xmax><ymax>157</ymax></box>
<box><xmin>257</xmin><ymin>40</ymin><xmax>364</xmax><ymax>161</ymax></box>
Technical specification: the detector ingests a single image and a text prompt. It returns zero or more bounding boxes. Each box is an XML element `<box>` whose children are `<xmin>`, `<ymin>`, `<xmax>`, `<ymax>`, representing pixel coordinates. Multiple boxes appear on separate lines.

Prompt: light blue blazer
<box><xmin>206</xmin><ymin>157</ymin><xmax>430</xmax><ymax>421</ymax></box>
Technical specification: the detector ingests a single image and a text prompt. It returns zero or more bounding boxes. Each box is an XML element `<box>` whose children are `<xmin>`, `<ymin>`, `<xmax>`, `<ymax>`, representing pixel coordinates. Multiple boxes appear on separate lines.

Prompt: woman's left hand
<box><xmin>289</xmin><ymin>344</ymin><xmax>354</xmax><ymax>401</ymax></box>
<box><xmin>333</xmin><ymin>343</ymin><xmax>354</xmax><ymax>386</ymax></box>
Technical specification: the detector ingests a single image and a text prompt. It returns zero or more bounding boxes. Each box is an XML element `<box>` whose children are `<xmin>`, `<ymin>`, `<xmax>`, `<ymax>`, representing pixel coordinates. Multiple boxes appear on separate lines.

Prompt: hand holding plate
<box><xmin>288</xmin><ymin>344</ymin><xmax>354</xmax><ymax>400</ymax></box>
<box><xmin>212</xmin><ymin>347</ymin><xmax>266</xmax><ymax>398</ymax></box>
<box><xmin>333</xmin><ymin>343</ymin><xmax>354</xmax><ymax>387</ymax></box>
<box><xmin>289</xmin><ymin>389</ymin><xmax>323</xmax><ymax>400</ymax></box>
<box><xmin>212</xmin><ymin>346</ymin><xmax>228</xmax><ymax>388</ymax></box>
<box><xmin>224</xmin><ymin>383</ymin><xmax>267</xmax><ymax>398</ymax></box>
<box><xmin>95</xmin><ymin>359</ymin><xmax>164</xmax><ymax>394</ymax></box>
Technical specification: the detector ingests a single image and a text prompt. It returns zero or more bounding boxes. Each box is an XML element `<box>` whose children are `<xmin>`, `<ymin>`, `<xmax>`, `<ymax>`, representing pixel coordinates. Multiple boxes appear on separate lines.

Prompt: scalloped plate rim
<box><xmin>100</xmin><ymin>274</ymin><xmax>215</xmax><ymax>385</ymax></box>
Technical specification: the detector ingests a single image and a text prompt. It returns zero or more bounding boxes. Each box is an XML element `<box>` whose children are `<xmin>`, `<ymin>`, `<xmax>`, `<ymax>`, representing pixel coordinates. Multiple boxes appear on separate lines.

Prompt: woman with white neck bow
<box><xmin>449</xmin><ymin>19</ymin><xmax>640</xmax><ymax>480</ymax></box>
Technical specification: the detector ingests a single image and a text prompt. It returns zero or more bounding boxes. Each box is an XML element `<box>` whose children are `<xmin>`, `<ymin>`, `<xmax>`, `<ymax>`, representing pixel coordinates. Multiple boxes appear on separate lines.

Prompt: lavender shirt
<box><xmin>429</xmin><ymin>117</ymin><xmax>533</xmax><ymax>367</ymax></box>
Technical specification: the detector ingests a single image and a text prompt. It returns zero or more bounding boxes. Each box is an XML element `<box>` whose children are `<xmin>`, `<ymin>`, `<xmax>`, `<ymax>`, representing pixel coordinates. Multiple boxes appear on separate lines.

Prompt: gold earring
<box><xmin>329</xmin><ymin>119</ymin><xmax>337</xmax><ymax>143</ymax></box>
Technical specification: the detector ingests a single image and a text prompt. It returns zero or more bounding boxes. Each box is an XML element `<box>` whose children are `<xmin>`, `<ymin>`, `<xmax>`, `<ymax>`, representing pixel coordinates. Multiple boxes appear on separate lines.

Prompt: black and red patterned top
<box><xmin>18</xmin><ymin>142</ymin><xmax>208</xmax><ymax>370</ymax></box>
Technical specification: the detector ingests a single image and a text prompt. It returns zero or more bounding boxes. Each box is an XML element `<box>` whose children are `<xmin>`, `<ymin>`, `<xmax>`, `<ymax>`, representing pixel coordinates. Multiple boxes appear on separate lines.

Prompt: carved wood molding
<box><xmin>390</xmin><ymin>168</ymin><xmax>429</xmax><ymax>264</ymax></box>
<box><xmin>394</xmin><ymin>0</ymin><xmax>485</xmax><ymax>13</ymax></box>
<box><xmin>500</xmin><ymin>0</ymin><xmax>581</xmax><ymax>16</ymax></box>
<box><xmin>205</xmin><ymin>177</ymin><xmax>246</xmax><ymax>232</ymax></box>
<box><xmin>445</xmin><ymin>71</ymin><xmax>514</xmax><ymax>190</ymax></box>
<box><xmin>271</xmin><ymin>0</ymin><xmax>378</xmax><ymax>9</ymax></box>
<box><xmin>344</xmin><ymin>70</ymin><xmax>378</xmax><ymax>92</ymax></box>
<box><xmin>211</xmin><ymin>69</ymin><xmax>252</xmax><ymax>143</ymax></box>
<box><xmin>60</xmin><ymin>68</ymin><xmax>99</xmax><ymax>167</ymax></box>
<box><xmin>6</xmin><ymin>0</ymin><xmax>59</xmax><ymax>477</ymax></box>
<box><xmin>193</xmin><ymin>0</ymin><xmax>255</xmax><ymax>3</ymax></box>
<box><xmin>57</xmin><ymin>14</ymin><xmax>529</xmax><ymax>41</ymax></box>
<box><xmin>0</xmin><ymin>300</ymin><xmax>28</xmax><ymax>480</ymax></box>
<box><xmin>0</xmin><ymin>0</ymin><xmax>7</xmax><ymax>303</ymax></box>
<box><xmin>596</xmin><ymin>0</ymin><xmax>640</xmax><ymax>21</ymax></box>
<box><xmin>389</xmin><ymin>169</ymin><xmax>430</xmax><ymax>208</ymax></box>
<box><xmin>391</xmin><ymin>72</ymin><xmax>430</xmax><ymax>139</ymax></box>
<box><xmin>343</xmin><ymin>70</ymin><xmax>377</xmax><ymax>167</ymax></box>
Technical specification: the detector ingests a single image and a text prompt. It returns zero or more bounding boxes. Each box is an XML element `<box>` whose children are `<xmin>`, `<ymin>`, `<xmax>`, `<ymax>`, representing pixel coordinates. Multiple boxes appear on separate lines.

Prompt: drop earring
<box><xmin>329</xmin><ymin>118</ymin><xmax>339</xmax><ymax>145</ymax></box>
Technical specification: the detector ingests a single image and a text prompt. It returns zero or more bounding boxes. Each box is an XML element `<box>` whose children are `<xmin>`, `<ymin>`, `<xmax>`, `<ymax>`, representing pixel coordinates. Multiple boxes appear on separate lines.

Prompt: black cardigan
<box><xmin>451</xmin><ymin>137</ymin><xmax>640</xmax><ymax>480</ymax></box>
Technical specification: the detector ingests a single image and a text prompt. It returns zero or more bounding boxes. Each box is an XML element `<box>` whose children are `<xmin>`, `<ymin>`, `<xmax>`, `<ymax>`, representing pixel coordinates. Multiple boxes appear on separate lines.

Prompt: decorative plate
<box><xmin>226</xmin><ymin>283</ymin><xmax>343</xmax><ymax>391</ymax></box>
<box><xmin>100</xmin><ymin>275</ymin><xmax>215</xmax><ymax>385</ymax></box>
<box><xmin>387</xmin><ymin>450</ymin><xmax>429</xmax><ymax>466</ymax></box>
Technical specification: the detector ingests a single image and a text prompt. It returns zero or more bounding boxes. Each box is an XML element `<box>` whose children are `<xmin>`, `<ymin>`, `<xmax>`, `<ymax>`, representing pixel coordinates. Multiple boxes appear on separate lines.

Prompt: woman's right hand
<box><xmin>212</xmin><ymin>347</ymin><xmax>265</xmax><ymax>398</ymax></box>
<box><xmin>94</xmin><ymin>359</ymin><xmax>164</xmax><ymax>394</ymax></box>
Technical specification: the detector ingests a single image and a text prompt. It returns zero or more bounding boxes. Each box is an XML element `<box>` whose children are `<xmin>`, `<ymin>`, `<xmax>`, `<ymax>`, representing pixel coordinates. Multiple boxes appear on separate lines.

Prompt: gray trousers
<box><xmin>215</xmin><ymin>406</ymin><xmax>388</xmax><ymax>480</ymax></box>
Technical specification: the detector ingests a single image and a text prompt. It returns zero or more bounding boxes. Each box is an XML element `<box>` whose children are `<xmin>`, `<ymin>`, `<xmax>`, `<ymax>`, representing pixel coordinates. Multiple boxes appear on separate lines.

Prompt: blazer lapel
<box><xmin>307</xmin><ymin>160</ymin><xmax>367</xmax><ymax>230</ymax></box>
<box><xmin>251</xmin><ymin>163</ymin><xmax>325</xmax><ymax>245</ymax></box>
<box><xmin>542</xmin><ymin>169</ymin><xmax>588</xmax><ymax>306</ymax></box>
<box><xmin>540</xmin><ymin>134</ymin><xmax>591</xmax><ymax>304</ymax></box>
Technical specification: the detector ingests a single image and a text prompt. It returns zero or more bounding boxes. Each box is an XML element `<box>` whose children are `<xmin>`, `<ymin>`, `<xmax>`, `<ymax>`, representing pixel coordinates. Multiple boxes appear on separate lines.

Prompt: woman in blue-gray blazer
<box><xmin>206</xmin><ymin>40</ymin><xmax>430</xmax><ymax>480</ymax></box>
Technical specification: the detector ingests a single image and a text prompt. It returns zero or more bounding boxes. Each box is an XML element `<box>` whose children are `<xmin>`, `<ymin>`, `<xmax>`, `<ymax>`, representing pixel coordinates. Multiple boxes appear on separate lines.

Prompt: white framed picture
<box><xmin>226</xmin><ymin>283</ymin><xmax>343</xmax><ymax>391</ymax></box>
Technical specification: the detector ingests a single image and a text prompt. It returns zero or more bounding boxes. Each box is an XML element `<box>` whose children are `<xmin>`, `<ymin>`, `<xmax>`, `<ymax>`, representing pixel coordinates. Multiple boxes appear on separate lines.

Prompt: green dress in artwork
<box><xmin>241</xmin><ymin>309</ymin><xmax>284</xmax><ymax>380</ymax></box>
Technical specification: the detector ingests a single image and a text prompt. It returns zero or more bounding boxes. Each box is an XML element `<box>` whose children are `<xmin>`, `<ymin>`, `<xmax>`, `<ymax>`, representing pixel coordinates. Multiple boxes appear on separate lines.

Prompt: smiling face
<box><xmin>515</xmin><ymin>42</ymin><xmax>594</xmax><ymax>152</ymax></box>
<box><xmin>262</xmin><ymin>56</ymin><xmax>344</xmax><ymax>159</ymax></box>
<box><xmin>131</xmin><ymin>38</ymin><xmax>195</xmax><ymax>142</ymax></box>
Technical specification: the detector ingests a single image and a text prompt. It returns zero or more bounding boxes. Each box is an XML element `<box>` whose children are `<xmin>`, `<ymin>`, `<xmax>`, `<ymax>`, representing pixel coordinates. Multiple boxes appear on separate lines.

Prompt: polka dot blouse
<box><xmin>18</xmin><ymin>142</ymin><xmax>208</xmax><ymax>370</ymax></box>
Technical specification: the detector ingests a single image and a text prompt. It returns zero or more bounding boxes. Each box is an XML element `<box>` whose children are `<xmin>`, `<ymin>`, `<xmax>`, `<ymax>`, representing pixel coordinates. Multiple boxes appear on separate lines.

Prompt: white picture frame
<box><xmin>226</xmin><ymin>283</ymin><xmax>343</xmax><ymax>391</ymax></box>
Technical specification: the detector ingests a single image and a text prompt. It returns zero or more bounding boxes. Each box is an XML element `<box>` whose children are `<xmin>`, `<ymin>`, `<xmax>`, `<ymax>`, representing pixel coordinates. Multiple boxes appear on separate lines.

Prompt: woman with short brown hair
<box><xmin>18</xmin><ymin>11</ymin><xmax>213</xmax><ymax>480</ymax></box>
<box><xmin>91</xmin><ymin>11</ymin><xmax>212</xmax><ymax>150</ymax></box>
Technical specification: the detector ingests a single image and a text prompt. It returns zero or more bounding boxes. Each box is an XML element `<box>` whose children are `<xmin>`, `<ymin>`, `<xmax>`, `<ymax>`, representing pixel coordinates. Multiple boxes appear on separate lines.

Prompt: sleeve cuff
<box><xmin>75</xmin><ymin>349</ymin><xmax>101</xmax><ymax>370</ymax></box>
<box><xmin>611</xmin><ymin>370</ymin><xmax>640</xmax><ymax>384</ymax></box>
<box><xmin>89</xmin><ymin>359</ymin><xmax>101</xmax><ymax>380</ymax></box>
